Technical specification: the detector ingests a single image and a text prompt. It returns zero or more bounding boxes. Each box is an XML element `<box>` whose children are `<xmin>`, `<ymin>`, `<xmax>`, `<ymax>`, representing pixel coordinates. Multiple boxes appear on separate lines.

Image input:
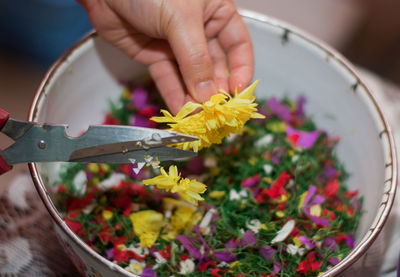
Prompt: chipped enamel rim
<box><xmin>28</xmin><ymin>10</ymin><xmax>397</xmax><ymax>277</ymax></box>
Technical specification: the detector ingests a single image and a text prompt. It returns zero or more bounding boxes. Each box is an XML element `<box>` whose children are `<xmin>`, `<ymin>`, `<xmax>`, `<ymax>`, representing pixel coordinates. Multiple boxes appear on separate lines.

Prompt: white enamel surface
<box><xmin>30</xmin><ymin>12</ymin><xmax>395</xmax><ymax>277</ymax></box>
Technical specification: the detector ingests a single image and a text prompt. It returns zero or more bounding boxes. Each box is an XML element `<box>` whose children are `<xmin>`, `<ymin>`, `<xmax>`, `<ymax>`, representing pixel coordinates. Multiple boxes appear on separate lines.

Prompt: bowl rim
<box><xmin>28</xmin><ymin>9</ymin><xmax>397</xmax><ymax>277</ymax></box>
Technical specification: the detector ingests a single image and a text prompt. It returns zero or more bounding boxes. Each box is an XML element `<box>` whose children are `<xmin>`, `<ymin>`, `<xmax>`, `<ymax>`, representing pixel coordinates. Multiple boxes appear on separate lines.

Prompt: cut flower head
<box><xmin>150</xmin><ymin>81</ymin><xmax>265</xmax><ymax>151</ymax></box>
<box><xmin>142</xmin><ymin>165</ymin><xmax>207</xmax><ymax>205</ymax></box>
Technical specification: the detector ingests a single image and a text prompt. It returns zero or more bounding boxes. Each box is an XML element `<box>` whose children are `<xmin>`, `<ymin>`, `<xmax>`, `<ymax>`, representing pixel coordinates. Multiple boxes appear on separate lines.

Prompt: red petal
<box><xmin>324</xmin><ymin>179</ymin><xmax>339</xmax><ymax>198</ymax></box>
<box><xmin>65</xmin><ymin>218</ymin><xmax>82</xmax><ymax>233</ymax></box>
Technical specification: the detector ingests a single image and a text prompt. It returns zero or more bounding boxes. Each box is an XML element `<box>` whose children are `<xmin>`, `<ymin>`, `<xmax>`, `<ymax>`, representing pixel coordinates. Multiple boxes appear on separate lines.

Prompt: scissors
<box><xmin>0</xmin><ymin>108</ymin><xmax>197</xmax><ymax>175</ymax></box>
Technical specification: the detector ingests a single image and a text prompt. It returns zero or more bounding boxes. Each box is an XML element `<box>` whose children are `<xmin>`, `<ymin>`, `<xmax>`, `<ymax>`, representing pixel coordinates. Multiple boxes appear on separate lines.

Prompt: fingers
<box><xmin>208</xmin><ymin>38</ymin><xmax>229</xmax><ymax>92</ymax></box>
<box><xmin>165</xmin><ymin>12</ymin><xmax>217</xmax><ymax>103</ymax></box>
<box><xmin>217</xmin><ymin>10</ymin><xmax>254</xmax><ymax>92</ymax></box>
<box><xmin>148</xmin><ymin>59</ymin><xmax>186</xmax><ymax>115</ymax></box>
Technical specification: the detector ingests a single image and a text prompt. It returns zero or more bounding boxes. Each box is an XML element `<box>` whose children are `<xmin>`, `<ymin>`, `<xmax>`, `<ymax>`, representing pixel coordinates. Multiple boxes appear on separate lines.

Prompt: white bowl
<box><xmin>29</xmin><ymin>10</ymin><xmax>397</xmax><ymax>277</ymax></box>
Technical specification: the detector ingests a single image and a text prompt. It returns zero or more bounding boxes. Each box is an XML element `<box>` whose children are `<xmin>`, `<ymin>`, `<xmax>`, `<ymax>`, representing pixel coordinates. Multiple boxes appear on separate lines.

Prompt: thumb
<box><xmin>166</xmin><ymin>14</ymin><xmax>217</xmax><ymax>103</ymax></box>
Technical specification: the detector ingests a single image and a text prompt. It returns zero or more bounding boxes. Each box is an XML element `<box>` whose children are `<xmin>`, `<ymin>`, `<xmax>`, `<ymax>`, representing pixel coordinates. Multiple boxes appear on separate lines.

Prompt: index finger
<box><xmin>217</xmin><ymin>11</ymin><xmax>254</xmax><ymax>92</ymax></box>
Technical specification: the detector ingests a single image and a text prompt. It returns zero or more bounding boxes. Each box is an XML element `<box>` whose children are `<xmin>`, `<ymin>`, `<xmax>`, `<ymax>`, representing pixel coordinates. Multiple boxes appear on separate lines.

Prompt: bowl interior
<box><xmin>32</xmin><ymin>14</ymin><xmax>394</xmax><ymax>275</ymax></box>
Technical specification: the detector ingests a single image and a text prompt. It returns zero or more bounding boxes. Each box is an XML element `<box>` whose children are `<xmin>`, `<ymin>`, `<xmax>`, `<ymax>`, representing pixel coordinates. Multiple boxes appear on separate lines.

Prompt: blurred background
<box><xmin>1</xmin><ymin>0</ymin><xmax>400</xmax><ymax>187</ymax></box>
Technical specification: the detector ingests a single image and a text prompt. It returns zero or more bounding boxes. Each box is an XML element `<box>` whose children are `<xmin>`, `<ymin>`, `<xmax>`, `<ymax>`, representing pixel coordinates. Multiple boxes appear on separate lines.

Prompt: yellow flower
<box><xmin>129</xmin><ymin>210</ymin><xmax>163</xmax><ymax>248</ymax></box>
<box><xmin>142</xmin><ymin>166</ymin><xmax>207</xmax><ymax>205</ymax></box>
<box><xmin>171</xmin><ymin>206</ymin><xmax>201</xmax><ymax>232</ymax></box>
<box><xmin>87</xmin><ymin>163</ymin><xmax>99</xmax><ymax>174</ymax></box>
<box><xmin>209</xmin><ymin>191</ymin><xmax>226</xmax><ymax>199</ymax></box>
<box><xmin>310</xmin><ymin>204</ymin><xmax>322</xmax><ymax>217</ymax></box>
<box><xmin>150</xmin><ymin>81</ymin><xmax>265</xmax><ymax>151</ymax></box>
<box><xmin>102</xmin><ymin>210</ymin><xmax>113</xmax><ymax>221</ymax></box>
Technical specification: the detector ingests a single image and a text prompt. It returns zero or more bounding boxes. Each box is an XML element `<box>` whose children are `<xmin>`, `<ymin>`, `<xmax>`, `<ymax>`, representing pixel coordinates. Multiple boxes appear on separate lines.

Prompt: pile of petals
<box><xmin>150</xmin><ymin>80</ymin><xmax>265</xmax><ymax>151</ymax></box>
<box><xmin>55</xmin><ymin>82</ymin><xmax>362</xmax><ymax>277</ymax></box>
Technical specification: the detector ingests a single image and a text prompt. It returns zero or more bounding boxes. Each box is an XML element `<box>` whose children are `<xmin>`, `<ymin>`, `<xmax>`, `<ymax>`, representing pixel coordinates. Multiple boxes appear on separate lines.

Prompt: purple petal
<box><xmin>286</xmin><ymin>125</ymin><xmax>320</xmax><ymax>149</ymax></box>
<box><xmin>128</xmin><ymin>164</ymin><xmax>146</xmax><ymax>178</ymax></box>
<box><xmin>194</xmin><ymin>226</ymin><xmax>210</xmax><ymax>253</ymax></box>
<box><xmin>240</xmin><ymin>231</ymin><xmax>257</xmax><ymax>247</ymax></box>
<box><xmin>303</xmin><ymin>185</ymin><xmax>317</xmax><ymax>207</ymax></box>
<box><xmin>213</xmin><ymin>251</ymin><xmax>236</xmax><ymax>262</ymax></box>
<box><xmin>299</xmin><ymin>236</ymin><xmax>315</xmax><ymax>249</ymax></box>
<box><xmin>175</xmin><ymin>235</ymin><xmax>202</xmax><ymax>260</ymax></box>
<box><xmin>149</xmin><ymin>246</ymin><xmax>158</xmax><ymax>256</ymax></box>
<box><xmin>295</xmin><ymin>96</ymin><xmax>306</xmax><ymax>117</ymax></box>
<box><xmin>106</xmin><ymin>248</ymin><xmax>114</xmax><ymax>259</ymax></box>
<box><xmin>185</xmin><ymin>156</ymin><xmax>205</xmax><ymax>175</ymax></box>
<box><xmin>351</xmin><ymin>199</ymin><xmax>361</xmax><ymax>211</ymax></box>
<box><xmin>310</xmin><ymin>194</ymin><xmax>326</xmax><ymax>205</ymax></box>
<box><xmin>253</xmin><ymin>187</ymin><xmax>261</xmax><ymax>197</ymax></box>
<box><xmin>260</xmin><ymin>246</ymin><xmax>275</xmax><ymax>261</ymax></box>
<box><xmin>304</xmin><ymin>208</ymin><xmax>330</xmax><ymax>227</ymax></box>
<box><xmin>130</xmin><ymin>114</ymin><xmax>151</xmax><ymax>127</ymax></box>
<box><xmin>241</xmin><ymin>174</ymin><xmax>261</xmax><ymax>188</ymax></box>
<box><xmin>346</xmin><ymin>235</ymin><xmax>355</xmax><ymax>249</ymax></box>
<box><xmin>271</xmin><ymin>147</ymin><xmax>285</xmax><ymax>165</ymax></box>
<box><xmin>324</xmin><ymin>166</ymin><xmax>338</xmax><ymax>180</ymax></box>
<box><xmin>328</xmin><ymin>257</ymin><xmax>339</xmax><ymax>265</ymax></box>
<box><xmin>141</xmin><ymin>267</ymin><xmax>156</xmax><ymax>277</ymax></box>
<box><xmin>273</xmin><ymin>263</ymin><xmax>281</xmax><ymax>274</ymax></box>
<box><xmin>323</xmin><ymin>238</ymin><xmax>337</xmax><ymax>251</ymax></box>
<box><xmin>226</xmin><ymin>239</ymin><xmax>239</xmax><ymax>249</ymax></box>
<box><xmin>132</xmin><ymin>87</ymin><xmax>148</xmax><ymax>110</ymax></box>
<box><xmin>267</xmin><ymin>97</ymin><xmax>292</xmax><ymax>122</ymax></box>
<box><xmin>271</xmin><ymin>156</ymin><xmax>280</xmax><ymax>165</ymax></box>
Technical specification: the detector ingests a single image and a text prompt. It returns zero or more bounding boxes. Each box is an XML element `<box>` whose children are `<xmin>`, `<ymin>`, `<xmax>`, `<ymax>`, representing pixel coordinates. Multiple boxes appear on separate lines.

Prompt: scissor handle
<box><xmin>0</xmin><ymin>107</ymin><xmax>10</xmax><ymax>130</ymax></box>
<box><xmin>0</xmin><ymin>108</ymin><xmax>12</xmax><ymax>175</ymax></box>
<box><xmin>0</xmin><ymin>152</ymin><xmax>13</xmax><ymax>175</ymax></box>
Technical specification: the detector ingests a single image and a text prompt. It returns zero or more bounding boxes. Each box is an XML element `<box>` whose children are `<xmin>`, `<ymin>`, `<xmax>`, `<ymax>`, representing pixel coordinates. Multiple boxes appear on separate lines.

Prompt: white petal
<box><xmin>204</xmin><ymin>157</ymin><xmax>217</xmax><ymax>167</ymax></box>
<box><xmin>72</xmin><ymin>170</ymin><xmax>87</xmax><ymax>195</ymax></box>
<box><xmin>229</xmin><ymin>189</ymin><xmax>241</xmax><ymax>200</ymax></box>
<box><xmin>133</xmin><ymin>162</ymin><xmax>146</xmax><ymax>174</ymax></box>
<box><xmin>178</xmin><ymin>259</ymin><xmax>195</xmax><ymax>274</ymax></box>
<box><xmin>286</xmin><ymin>244</ymin><xmax>299</xmax><ymax>255</ymax></box>
<box><xmin>255</xmin><ymin>134</ymin><xmax>273</xmax><ymax>147</ymax></box>
<box><xmin>239</xmin><ymin>190</ymin><xmax>248</xmax><ymax>197</ymax></box>
<box><xmin>199</xmin><ymin>208</ymin><xmax>216</xmax><ymax>230</ymax></box>
<box><xmin>271</xmin><ymin>220</ymin><xmax>295</xmax><ymax>244</ymax></box>
<box><xmin>246</xmin><ymin>219</ymin><xmax>261</xmax><ymax>234</ymax></box>
<box><xmin>263</xmin><ymin>164</ymin><xmax>273</xmax><ymax>174</ymax></box>
<box><xmin>154</xmin><ymin>252</ymin><xmax>167</xmax><ymax>264</ymax></box>
<box><xmin>98</xmin><ymin>173</ymin><xmax>125</xmax><ymax>190</ymax></box>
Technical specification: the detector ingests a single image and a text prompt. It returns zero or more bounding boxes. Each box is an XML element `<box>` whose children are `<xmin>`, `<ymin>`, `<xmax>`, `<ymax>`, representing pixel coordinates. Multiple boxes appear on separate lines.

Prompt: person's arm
<box><xmin>77</xmin><ymin>0</ymin><xmax>254</xmax><ymax>114</ymax></box>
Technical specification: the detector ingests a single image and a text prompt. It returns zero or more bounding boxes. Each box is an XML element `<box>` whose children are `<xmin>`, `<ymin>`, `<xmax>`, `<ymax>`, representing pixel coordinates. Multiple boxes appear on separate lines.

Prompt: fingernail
<box><xmin>195</xmin><ymin>80</ymin><xmax>217</xmax><ymax>102</ymax></box>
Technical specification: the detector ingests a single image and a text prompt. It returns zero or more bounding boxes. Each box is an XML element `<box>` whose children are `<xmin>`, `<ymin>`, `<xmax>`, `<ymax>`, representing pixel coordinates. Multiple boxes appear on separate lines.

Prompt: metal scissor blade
<box><xmin>1</xmin><ymin>124</ymin><xmax>197</xmax><ymax>165</ymax></box>
<box><xmin>69</xmin><ymin>146</ymin><xmax>197</xmax><ymax>163</ymax></box>
<box><xmin>69</xmin><ymin>129</ymin><xmax>197</xmax><ymax>161</ymax></box>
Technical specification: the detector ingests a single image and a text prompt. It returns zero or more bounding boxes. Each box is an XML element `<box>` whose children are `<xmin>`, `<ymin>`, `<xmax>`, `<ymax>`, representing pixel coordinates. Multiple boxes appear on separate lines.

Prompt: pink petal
<box><xmin>241</xmin><ymin>174</ymin><xmax>261</xmax><ymax>188</ymax></box>
<box><xmin>175</xmin><ymin>235</ymin><xmax>202</xmax><ymax>260</ymax></box>
<box><xmin>132</xmin><ymin>87</ymin><xmax>148</xmax><ymax>109</ymax></box>
<box><xmin>240</xmin><ymin>230</ymin><xmax>257</xmax><ymax>247</ymax></box>
<box><xmin>346</xmin><ymin>235</ymin><xmax>354</xmax><ymax>249</ymax></box>
<box><xmin>286</xmin><ymin>126</ymin><xmax>320</xmax><ymax>149</ymax></box>
<box><xmin>304</xmin><ymin>208</ymin><xmax>329</xmax><ymax>227</ymax></box>
<box><xmin>260</xmin><ymin>246</ymin><xmax>275</xmax><ymax>261</ymax></box>
<box><xmin>213</xmin><ymin>251</ymin><xmax>236</xmax><ymax>262</ymax></box>
<box><xmin>267</xmin><ymin>97</ymin><xmax>291</xmax><ymax>122</ymax></box>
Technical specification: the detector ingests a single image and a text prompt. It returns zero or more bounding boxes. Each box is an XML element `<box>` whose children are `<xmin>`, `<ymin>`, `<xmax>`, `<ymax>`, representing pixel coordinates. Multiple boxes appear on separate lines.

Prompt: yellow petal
<box><xmin>130</xmin><ymin>210</ymin><xmax>163</xmax><ymax>248</ymax></box>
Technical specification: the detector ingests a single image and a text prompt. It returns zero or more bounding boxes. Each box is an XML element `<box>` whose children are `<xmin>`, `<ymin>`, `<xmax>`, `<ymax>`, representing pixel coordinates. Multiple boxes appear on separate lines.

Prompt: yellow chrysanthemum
<box><xmin>129</xmin><ymin>210</ymin><xmax>163</xmax><ymax>248</ymax></box>
<box><xmin>142</xmin><ymin>165</ymin><xmax>207</xmax><ymax>205</ymax></box>
<box><xmin>160</xmin><ymin>198</ymin><xmax>201</xmax><ymax>240</ymax></box>
<box><xmin>171</xmin><ymin>206</ymin><xmax>201</xmax><ymax>231</ymax></box>
<box><xmin>151</xmin><ymin>80</ymin><xmax>265</xmax><ymax>151</ymax></box>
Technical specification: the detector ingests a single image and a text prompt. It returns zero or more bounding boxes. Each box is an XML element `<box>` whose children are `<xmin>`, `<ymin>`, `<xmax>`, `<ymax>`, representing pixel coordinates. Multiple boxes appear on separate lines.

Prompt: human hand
<box><xmin>78</xmin><ymin>0</ymin><xmax>254</xmax><ymax>114</ymax></box>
